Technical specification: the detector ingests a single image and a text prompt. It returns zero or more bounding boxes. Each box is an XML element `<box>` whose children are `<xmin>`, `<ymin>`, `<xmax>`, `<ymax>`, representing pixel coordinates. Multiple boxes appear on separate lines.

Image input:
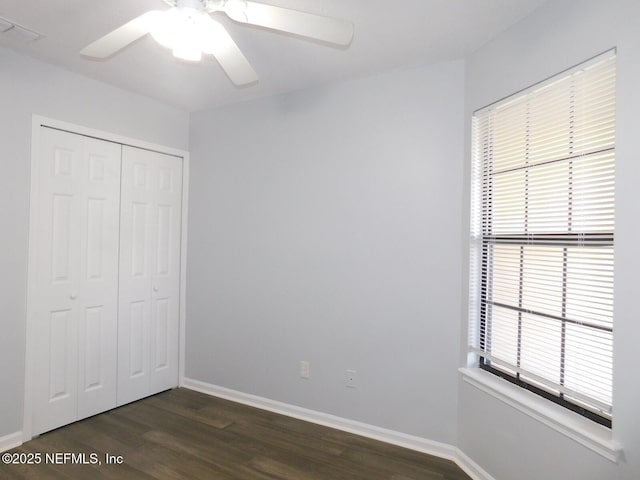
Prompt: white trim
<box><xmin>178</xmin><ymin>149</ymin><xmax>189</xmax><ymax>388</ymax></box>
<box><xmin>459</xmin><ymin>368</ymin><xmax>622</xmax><ymax>463</ymax></box>
<box><xmin>31</xmin><ymin>115</ymin><xmax>188</xmax><ymax>159</ymax></box>
<box><xmin>23</xmin><ymin>115</ymin><xmax>190</xmax><ymax>441</ymax></box>
<box><xmin>0</xmin><ymin>432</ymin><xmax>23</xmax><ymax>453</ymax></box>
<box><xmin>455</xmin><ymin>448</ymin><xmax>498</xmax><ymax>480</ymax></box>
<box><xmin>182</xmin><ymin>378</ymin><xmax>494</xmax><ymax>480</ymax></box>
<box><xmin>22</xmin><ymin>117</ymin><xmax>42</xmax><ymax>442</ymax></box>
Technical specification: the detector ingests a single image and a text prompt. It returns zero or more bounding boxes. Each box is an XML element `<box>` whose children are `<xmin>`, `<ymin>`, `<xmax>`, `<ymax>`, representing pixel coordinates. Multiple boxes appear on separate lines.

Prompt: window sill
<box><xmin>459</xmin><ymin>367</ymin><xmax>622</xmax><ymax>463</ymax></box>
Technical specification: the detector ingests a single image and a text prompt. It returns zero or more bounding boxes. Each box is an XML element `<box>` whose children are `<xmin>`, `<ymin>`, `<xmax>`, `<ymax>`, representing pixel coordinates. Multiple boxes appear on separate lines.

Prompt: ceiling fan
<box><xmin>80</xmin><ymin>0</ymin><xmax>354</xmax><ymax>86</ymax></box>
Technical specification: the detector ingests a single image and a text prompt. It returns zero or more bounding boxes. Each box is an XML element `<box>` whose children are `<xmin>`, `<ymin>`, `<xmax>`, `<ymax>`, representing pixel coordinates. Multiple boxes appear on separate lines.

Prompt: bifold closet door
<box><xmin>118</xmin><ymin>146</ymin><xmax>182</xmax><ymax>405</ymax></box>
<box><xmin>32</xmin><ymin>128</ymin><xmax>121</xmax><ymax>435</ymax></box>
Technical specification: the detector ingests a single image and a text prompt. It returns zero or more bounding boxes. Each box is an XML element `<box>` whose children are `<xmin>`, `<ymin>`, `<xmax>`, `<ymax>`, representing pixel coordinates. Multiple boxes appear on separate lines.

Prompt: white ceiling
<box><xmin>0</xmin><ymin>0</ymin><xmax>549</xmax><ymax>112</ymax></box>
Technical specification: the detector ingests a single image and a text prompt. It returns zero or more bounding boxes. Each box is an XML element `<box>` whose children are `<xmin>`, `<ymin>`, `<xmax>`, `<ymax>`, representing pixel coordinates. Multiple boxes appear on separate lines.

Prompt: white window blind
<box><xmin>469</xmin><ymin>51</ymin><xmax>616</xmax><ymax>426</ymax></box>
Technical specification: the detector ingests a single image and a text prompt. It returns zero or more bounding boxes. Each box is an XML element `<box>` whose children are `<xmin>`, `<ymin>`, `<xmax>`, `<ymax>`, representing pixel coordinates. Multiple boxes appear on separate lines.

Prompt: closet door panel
<box><xmin>33</xmin><ymin>129</ymin><xmax>82</xmax><ymax>435</ymax></box>
<box><xmin>118</xmin><ymin>146</ymin><xmax>182</xmax><ymax>405</ymax></box>
<box><xmin>76</xmin><ymin>137</ymin><xmax>121</xmax><ymax>420</ymax></box>
<box><xmin>150</xmin><ymin>155</ymin><xmax>182</xmax><ymax>393</ymax></box>
<box><xmin>118</xmin><ymin>155</ymin><xmax>154</xmax><ymax>405</ymax></box>
<box><xmin>33</xmin><ymin>129</ymin><xmax>120</xmax><ymax>434</ymax></box>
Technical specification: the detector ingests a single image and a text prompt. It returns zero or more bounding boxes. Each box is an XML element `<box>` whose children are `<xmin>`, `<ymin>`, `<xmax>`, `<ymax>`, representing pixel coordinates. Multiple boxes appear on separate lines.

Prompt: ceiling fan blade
<box><xmin>225</xmin><ymin>1</ymin><xmax>354</xmax><ymax>46</ymax></box>
<box><xmin>201</xmin><ymin>21</ymin><xmax>258</xmax><ymax>85</ymax></box>
<box><xmin>81</xmin><ymin>11</ymin><xmax>162</xmax><ymax>58</ymax></box>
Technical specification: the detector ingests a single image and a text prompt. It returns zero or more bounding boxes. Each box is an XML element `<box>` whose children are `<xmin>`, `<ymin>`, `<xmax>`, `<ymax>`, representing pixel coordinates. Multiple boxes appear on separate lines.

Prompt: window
<box><xmin>469</xmin><ymin>51</ymin><xmax>616</xmax><ymax>426</ymax></box>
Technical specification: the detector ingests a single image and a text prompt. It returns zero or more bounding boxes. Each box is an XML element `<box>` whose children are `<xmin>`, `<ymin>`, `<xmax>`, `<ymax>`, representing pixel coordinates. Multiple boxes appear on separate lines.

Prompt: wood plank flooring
<box><xmin>1</xmin><ymin>388</ymin><xmax>471</xmax><ymax>480</ymax></box>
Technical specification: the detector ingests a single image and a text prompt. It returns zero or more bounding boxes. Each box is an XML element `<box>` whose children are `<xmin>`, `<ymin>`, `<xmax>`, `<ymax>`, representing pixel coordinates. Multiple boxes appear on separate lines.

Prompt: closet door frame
<box><xmin>23</xmin><ymin>115</ymin><xmax>190</xmax><ymax>441</ymax></box>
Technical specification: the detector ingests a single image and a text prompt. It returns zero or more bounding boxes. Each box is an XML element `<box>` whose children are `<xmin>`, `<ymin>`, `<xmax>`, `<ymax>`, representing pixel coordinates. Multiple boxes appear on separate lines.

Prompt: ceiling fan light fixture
<box><xmin>172</xmin><ymin>39</ymin><xmax>202</xmax><ymax>61</ymax></box>
<box><xmin>149</xmin><ymin>7</ymin><xmax>215</xmax><ymax>61</ymax></box>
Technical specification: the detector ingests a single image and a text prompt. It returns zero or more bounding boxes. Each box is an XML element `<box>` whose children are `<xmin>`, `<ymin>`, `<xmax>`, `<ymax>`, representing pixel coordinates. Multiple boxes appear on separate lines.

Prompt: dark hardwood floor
<box><xmin>1</xmin><ymin>388</ymin><xmax>471</xmax><ymax>479</ymax></box>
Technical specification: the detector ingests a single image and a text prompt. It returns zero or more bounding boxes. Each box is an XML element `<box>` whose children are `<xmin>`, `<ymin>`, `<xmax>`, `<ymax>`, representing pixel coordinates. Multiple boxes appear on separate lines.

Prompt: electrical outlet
<box><xmin>300</xmin><ymin>361</ymin><xmax>310</xmax><ymax>379</ymax></box>
<box><xmin>346</xmin><ymin>369</ymin><xmax>357</xmax><ymax>388</ymax></box>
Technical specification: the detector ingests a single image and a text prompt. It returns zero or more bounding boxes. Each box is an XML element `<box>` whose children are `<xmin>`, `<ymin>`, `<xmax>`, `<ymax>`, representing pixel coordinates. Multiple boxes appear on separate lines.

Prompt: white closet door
<box><xmin>118</xmin><ymin>146</ymin><xmax>182</xmax><ymax>405</ymax></box>
<box><xmin>32</xmin><ymin>128</ymin><xmax>121</xmax><ymax>435</ymax></box>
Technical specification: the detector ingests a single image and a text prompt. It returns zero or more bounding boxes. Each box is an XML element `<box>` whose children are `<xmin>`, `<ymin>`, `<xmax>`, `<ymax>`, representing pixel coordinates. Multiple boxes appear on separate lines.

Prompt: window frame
<box><xmin>469</xmin><ymin>50</ymin><xmax>616</xmax><ymax>428</ymax></box>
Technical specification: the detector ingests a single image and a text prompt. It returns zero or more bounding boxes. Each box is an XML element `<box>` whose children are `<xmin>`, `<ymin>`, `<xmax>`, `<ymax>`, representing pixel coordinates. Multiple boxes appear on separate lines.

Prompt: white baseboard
<box><xmin>0</xmin><ymin>431</ymin><xmax>23</xmax><ymax>453</ymax></box>
<box><xmin>182</xmin><ymin>378</ymin><xmax>493</xmax><ymax>480</ymax></box>
<box><xmin>455</xmin><ymin>448</ymin><xmax>498</xmax><ymax>480</ymax></box>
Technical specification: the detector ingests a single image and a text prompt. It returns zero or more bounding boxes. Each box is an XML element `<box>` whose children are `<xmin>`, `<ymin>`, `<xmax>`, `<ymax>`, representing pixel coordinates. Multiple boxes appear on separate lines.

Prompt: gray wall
<box><xmin>0</xmin><ymin>46</ymin><xmax>188</xmax><ymax>439</ymax></box>
<box><xmin>459</xmin><ymin>0</ymin><xmax>640</xmax><ymax>479</ymax></box>
<box><xmin>187</xmin><ymin>60</ymin><xmax>465</xmax><ymax>444</ymax></box>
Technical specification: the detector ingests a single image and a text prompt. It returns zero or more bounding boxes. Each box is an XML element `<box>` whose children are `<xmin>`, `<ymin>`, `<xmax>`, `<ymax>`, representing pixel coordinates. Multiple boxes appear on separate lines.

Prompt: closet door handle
<box><xmin>153</xmin><ymin>286</ymin><xmax>159</xmax><ymax>292</ymax></box>
<box><xmin>70</xmin><ymin>293</ymin><xmax>78</xmax><ymax>300</ymax></box>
